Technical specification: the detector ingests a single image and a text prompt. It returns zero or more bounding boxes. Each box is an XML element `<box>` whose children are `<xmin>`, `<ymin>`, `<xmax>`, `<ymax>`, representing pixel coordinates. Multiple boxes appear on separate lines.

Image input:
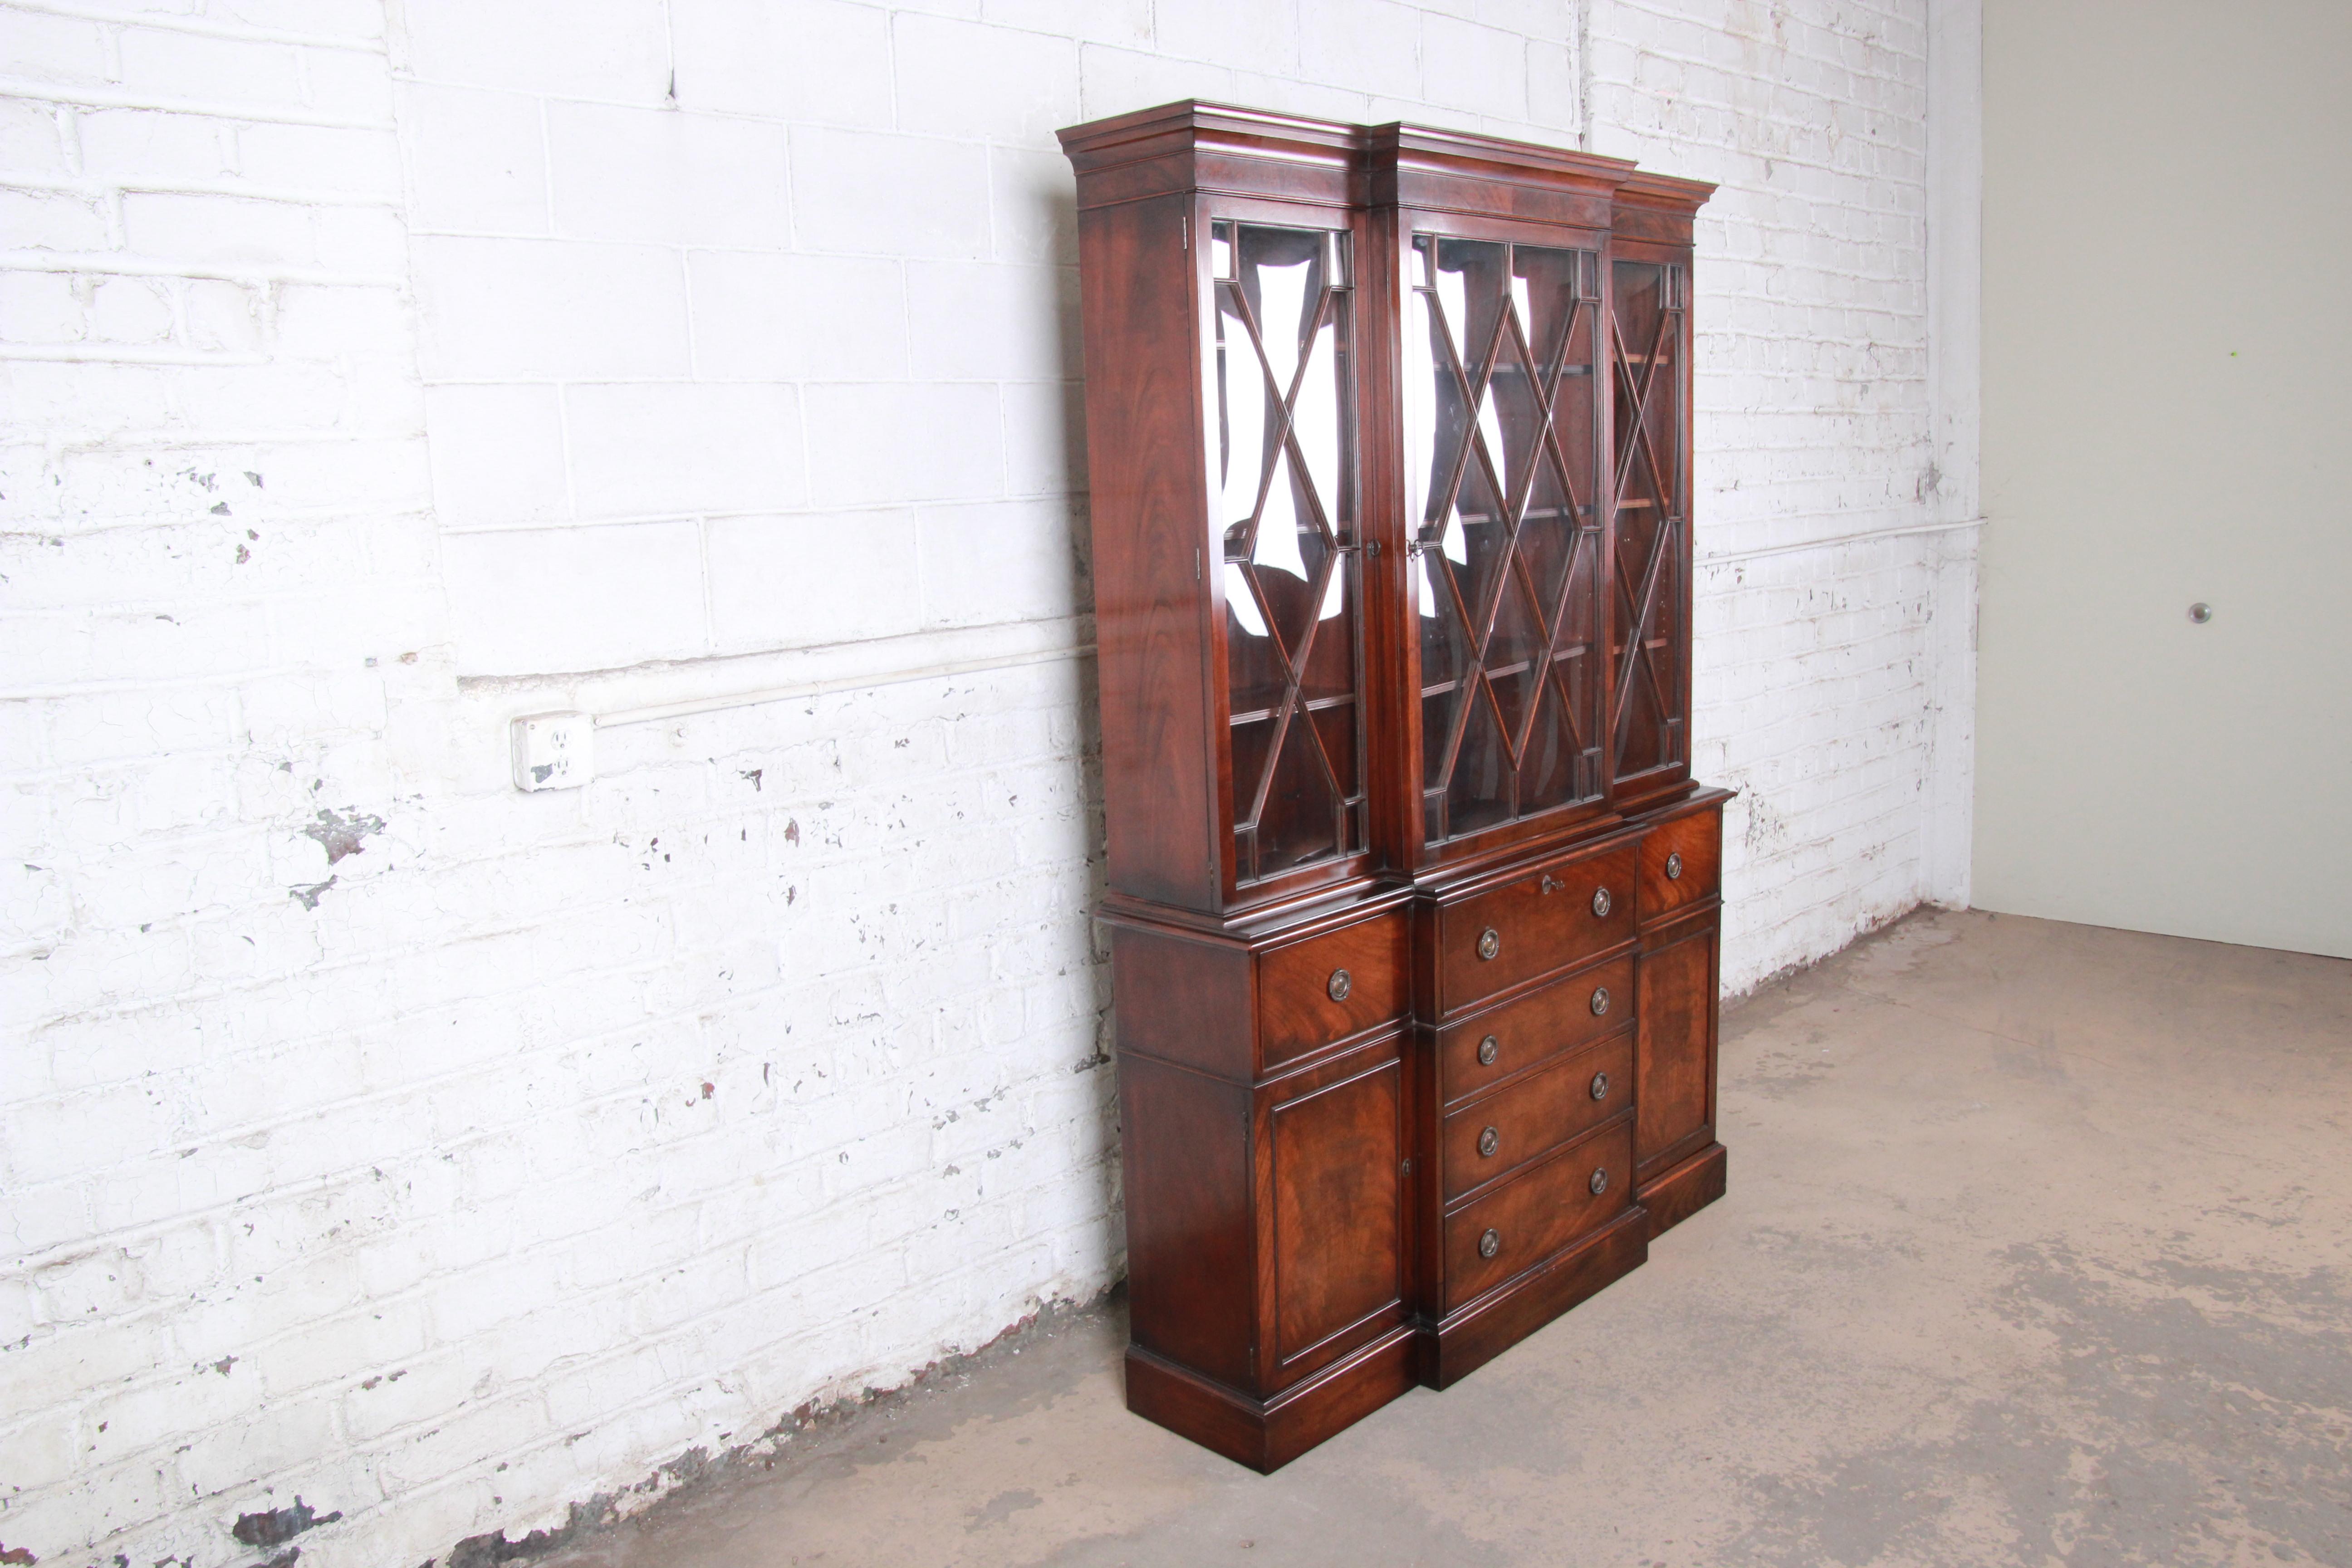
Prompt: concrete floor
<box><xmin>541</xmin><ymin>911</ymin><xmax>2352</xmax><ymax>1568</ymax></box>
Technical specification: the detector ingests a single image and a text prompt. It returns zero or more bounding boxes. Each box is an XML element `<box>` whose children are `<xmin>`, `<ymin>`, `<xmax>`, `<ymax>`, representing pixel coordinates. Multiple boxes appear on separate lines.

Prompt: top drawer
<box><xmin>1639</xmin><ymin>806</ymin><xmax>1721</xmax><ymax>925</ymax></box>
<box><xmin>1437</xmin><ymin>845</ymin><xmax>1636</xmax><ymax>1015</ymax></box>
<box><xmin>1258</xmin><ymin>909</ymin><xmax>1410</xmax><ymax>1069</ymax></box>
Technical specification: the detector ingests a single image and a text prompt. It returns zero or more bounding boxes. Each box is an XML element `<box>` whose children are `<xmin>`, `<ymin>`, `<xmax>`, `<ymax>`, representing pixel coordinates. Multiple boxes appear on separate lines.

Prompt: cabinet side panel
<box><xmin>1076</xmin><ymin>195</ymin><xmax>1218</xmax><ymax>909</ymax></box>
<box><xmin>1110</xmin><ymin>925</ymin><xmax>1253</xmax><ymax>1081</ymax></box>
<box><xmin>1121</xmin><ymin>1054</ymin><xmax>1257</xmax><ymax>1390</ymax></box>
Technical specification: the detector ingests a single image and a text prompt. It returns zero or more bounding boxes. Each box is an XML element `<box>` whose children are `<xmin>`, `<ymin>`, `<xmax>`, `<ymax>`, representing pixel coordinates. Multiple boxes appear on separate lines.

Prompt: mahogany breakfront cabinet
<box><xmin>1059</xmin><ymin>102</ymin><xmax>1728</xmax><ymax>1470</ymax></box>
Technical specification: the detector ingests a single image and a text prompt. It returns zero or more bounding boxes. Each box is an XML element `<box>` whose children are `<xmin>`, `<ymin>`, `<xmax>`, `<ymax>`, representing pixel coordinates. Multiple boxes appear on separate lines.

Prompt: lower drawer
<box><xmin>1443</xmin><ymin>1116</ymin><xmax>1634</xmax><ymax>1311</ymax></box>
<box><xmin>1441</xmin><ymin>1030</ymin><xmax>1633</xmax><ymax>1202</ymax></box>
<box><xmin>1440</xmin><ymin>954</ymin><xmax>1632</xmax><ymax>1105</ymax></box>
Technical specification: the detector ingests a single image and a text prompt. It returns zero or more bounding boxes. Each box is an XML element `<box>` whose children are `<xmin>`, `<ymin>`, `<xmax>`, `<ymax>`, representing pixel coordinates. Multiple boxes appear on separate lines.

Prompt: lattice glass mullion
<box><xmin>1212</xmin><ymin>220</ymin><xmax>1362</xmax><ymax>888</ymax></box>
<box><xmin>1411</xmin><ymin>234</ymin><xmax>1606</xmax><ymax>849</ymax></box>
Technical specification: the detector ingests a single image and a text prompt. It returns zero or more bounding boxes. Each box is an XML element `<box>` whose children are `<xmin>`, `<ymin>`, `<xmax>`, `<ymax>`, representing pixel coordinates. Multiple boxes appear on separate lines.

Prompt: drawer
<box><xmin>1444</xmin><ymin>1116</ymin><xmax>1634</xmax><ymax>1311</ymax></box>
<box><xmin>1437</xmin><ymin>846</ymin><xmax>1636</xmax><ymax>1015</ymax></box>
<box><xmin>1439</xmin><ymin>953</ymin><xmax>1633</xmax><ymax>1104</ymax></box>
<box><xmin>1257</xmin><ymin>909</ymin><xmax>1410</xmax><ymax>1069</ymax></box>
<box><xmin>1441</xmin><ymin>1030</ymin><xmax>1633</xmax><ymax>1202</ymax></box>
<box><xmin>1639</xmin><ymin>807</ymin><xmax>1720</xmax><ymax>925</ymax></box>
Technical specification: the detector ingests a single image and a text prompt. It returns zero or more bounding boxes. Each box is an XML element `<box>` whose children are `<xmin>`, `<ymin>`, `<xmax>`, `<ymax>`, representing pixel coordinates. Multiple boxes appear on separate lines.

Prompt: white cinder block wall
<box><xmin>0</xmin><ymin>2</ymin><xmax>1975</xmax><ymax>1564</ymax></box>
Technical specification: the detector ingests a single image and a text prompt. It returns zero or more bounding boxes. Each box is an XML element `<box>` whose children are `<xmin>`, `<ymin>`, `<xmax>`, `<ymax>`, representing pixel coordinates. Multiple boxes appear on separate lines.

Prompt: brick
<box><xmin>422</xmin><ymin>383</ymin><xmax>570</xmax><ymax>528</ymax></box>
<box><xmin>804</xmin><ymin>382</ymin><xmax>1003</xmax><ymax>506</ymax></box>
<box><xmin>705</xmin><ymin>509</ymin><xmax>924</xmax><ymax>653</ymax></box>
<box><xmin>1156</xmin><ymin>0</ymin><xmax>1297</xmax><ymax>70</ymax></box>
<box><xmin>401</xmin><ymin>0</ymin><xmax>673</xmax><ymax>102</ymax></box>
<box><xmin>894</xmin><ymin>15</ymin><xmax>1080</xmax><ymax>150</ymax></box>
<box><xmin>986</xmin><ymin>147</ymin><xmax>1078</xmax><ymax>266</ymax></box>
<box><xmin>685</xmin><ymin>252</ymin><xmax>909</xmax><ymax>381</ymax></box>
<box><xmin>545</xmin><ymin>103</ymin><xmax>794</xmax><ymax>248</ymax></box>
<box><xmin>443</xmin><ymin>521</ymin><xmax>707</xmax><ymax>675</ymax></box>
<box><xmin>1298</xmin><ymin>0</ymin><xmax>1421</xmax><ymax>100</ymax></box>
<box><xmin>564</xmin><ymin>382</ymin><xmax>805</xmax><ymax>520</ymax></box>
<box><xmin>915</xmin><ymin>498</ymin><xmax>1084</xmax><ymax>627</ymax></box>
<box><xmin>669</xmin><ymin>0</ymin><xmax>896</xmax><ymax>127</ymax></box>
<box><xmin>397</xmin><ymin>84</ymin><xmax>549</xmax><ymax>234</ymax></box>
<box><xmin>904</xmin><ymin>260</ymin><xmax>1080</xmax><ymax>383</ymax></box>
<box><xmin>791</xmin><ymin>128</ymin><xmax>993</xmax><ymax>260</ymax></box>
<box><xmin>411</xmin><ymin>237</ymin><xmax>691</xmax><ymax>380</ymax></box>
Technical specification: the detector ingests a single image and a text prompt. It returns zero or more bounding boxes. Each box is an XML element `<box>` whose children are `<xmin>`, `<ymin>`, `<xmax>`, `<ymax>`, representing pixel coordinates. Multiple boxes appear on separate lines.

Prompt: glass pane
<box><xmin>1408</xmin><ymin>233</ymin><xmax>1604</xmax><ymax>848</ymax></box>
<box><xmin>1214</xmin><ymin>220</ymin><xmax>1361</xmax><ymax>887</ymax></box>
<box><xmin>1256</xmin><ymin>714</ymin><xmax>1341</xmax><ymax>878</ymax></box>
<box><xmin>1611</xmin><ymin>259</ymin><xmax>1686</xmax><ymax>782</ymax></box>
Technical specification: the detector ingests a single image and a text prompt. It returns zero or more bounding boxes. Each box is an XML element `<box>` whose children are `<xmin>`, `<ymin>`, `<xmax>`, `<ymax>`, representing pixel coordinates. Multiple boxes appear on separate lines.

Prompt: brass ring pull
<box><xmin>1590</xmin><ymin>985</ymin><xmax>1611</xmax><ymax>1017</ymax></box>
<box><xmin>1666</xmin><ymin>851</ymin><xmax>1684</xmax><ymax>881</ymax></box>
<box><xmin>1479</xmin><ymin>1228</ymin><xmax>1502</xmax><ymax>1259</ymax></box>
<box><xmin>1477</xmin><ymin>1035</ymin><xmax>1499</xmax><ymax>1066</ymax></box>
<box><xmin>1591</xmin><ymin>886</ymin><xmax>1612</xmax><ymax>918</ymax></box>
<box><xmin>1589</xmin><ymin>1167</ymin><xmax>1610</xmax><ymax>1196</ymax></box>
<box><xmin>1590</xmin><ymin>1071</ymin><xmax>1610</xmax><ymax>1101</ymax></box>
<box><xmin>1327</xmin><ymin>968</ymin><xmax>1352</xmax><ymax>1002</ymax></box>
<box><xmin>1478</xmin><ymin>1126</ymin><xmax>1499</xmax><ymax>1159</ymax></box>
<box><xmin>1477</xmin><ymin>928</ymin><xmax>1500</xmax><ymax>961</ymax></box>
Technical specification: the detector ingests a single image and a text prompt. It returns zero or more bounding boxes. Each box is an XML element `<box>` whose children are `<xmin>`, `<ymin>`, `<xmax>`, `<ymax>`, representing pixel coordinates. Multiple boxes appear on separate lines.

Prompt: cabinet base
<box><xmin>1637</xmin><ymin>1141</ymin><xmax>1727</xmax><ymax>1239</ymax></box>
<box><xmin>1124</xmin><ymin>1326</ymin><xmax>1418</xmax><ymax>1474</ymax></box>
<box><xmin>1419</xmin><ymin>1206</ymin><xmax>1651</xmax><ymax>1389</ymax></box>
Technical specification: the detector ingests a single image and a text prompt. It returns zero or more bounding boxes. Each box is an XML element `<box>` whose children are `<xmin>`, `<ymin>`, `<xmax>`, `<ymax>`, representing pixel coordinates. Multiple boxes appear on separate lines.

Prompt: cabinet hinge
<box><xmin>1181</xmin><ymin>214</ymin><xmax>1189</xmax><ymax>251</ymax></box>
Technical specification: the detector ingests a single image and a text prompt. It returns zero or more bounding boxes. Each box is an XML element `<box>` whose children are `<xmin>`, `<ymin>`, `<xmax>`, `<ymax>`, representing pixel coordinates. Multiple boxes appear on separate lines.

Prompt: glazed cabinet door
<box><xmin>1607</xmin><ymin>252</ymin><xmax>1692</xmax><ymax>796</ymax></box>
<box><xmin>1400</xmin><ymin>227</ymin><xmax>1610</xmax><ymax>862</ymax></box>
<box><xmin>1207</xmin><ymin>216</ymin><xmax>1370</xmax><ymax>899</ymax></box>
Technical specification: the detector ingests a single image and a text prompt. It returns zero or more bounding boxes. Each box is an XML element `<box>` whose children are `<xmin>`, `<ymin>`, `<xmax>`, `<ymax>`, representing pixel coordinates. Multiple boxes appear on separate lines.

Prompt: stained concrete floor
<box><xmin>542</xmin><ymin>910</ymin><xmax>2352</xmax><ymax>1568</ymax></box>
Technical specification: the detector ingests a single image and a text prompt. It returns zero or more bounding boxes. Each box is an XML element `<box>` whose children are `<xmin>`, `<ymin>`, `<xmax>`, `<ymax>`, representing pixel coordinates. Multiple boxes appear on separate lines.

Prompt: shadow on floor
<box><xmin>539</xmin><ymin>910</ymin><xmax>2352</xmax><ymax>1568</ymax></box>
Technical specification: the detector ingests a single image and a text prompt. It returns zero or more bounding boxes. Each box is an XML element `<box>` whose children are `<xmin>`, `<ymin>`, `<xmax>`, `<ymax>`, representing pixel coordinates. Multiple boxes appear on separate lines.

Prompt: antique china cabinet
<box><xmin>1059</xmin><ymin>103</ymin><xmax>1727</xmax><ymax>1470</ymax></box>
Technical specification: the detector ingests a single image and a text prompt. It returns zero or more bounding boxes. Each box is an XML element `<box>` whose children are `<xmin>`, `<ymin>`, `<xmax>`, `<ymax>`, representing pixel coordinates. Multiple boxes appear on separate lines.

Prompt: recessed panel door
<box><xmin>1269</xmin><ymin>1054</ymin><xmax>1405</xmax><ymax>1376</ymax></box>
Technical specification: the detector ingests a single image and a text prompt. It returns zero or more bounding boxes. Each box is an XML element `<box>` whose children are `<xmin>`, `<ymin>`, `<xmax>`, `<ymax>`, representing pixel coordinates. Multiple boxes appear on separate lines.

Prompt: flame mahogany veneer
<box><xmin>1060</xmin><ymin>103</ymin><xmax>1728</xmax><ymax>1471</ymax></box>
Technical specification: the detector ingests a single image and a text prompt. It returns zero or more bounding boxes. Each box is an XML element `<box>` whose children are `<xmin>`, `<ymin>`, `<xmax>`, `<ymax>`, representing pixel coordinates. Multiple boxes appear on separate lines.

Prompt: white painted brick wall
<box><xmin>0</xmin><ymin>2</ymin><xmax>1973</xmax><ymax>1565</ymax></box>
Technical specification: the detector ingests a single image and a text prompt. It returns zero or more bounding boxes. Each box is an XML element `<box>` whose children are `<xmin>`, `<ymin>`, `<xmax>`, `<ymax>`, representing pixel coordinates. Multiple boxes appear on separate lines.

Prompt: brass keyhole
<box><xmin>1477</xmin><ymin>1035</ymin><xmax>1499</xmax><ymax>1066</ymax></box>
<box><xmin>1327</xmin><ymin>968</ymin><xmax>1352</xmax><ymax>1002</ymax></box>
<box><xmin>1477</xmin><ymin>928</ymin><xmax>1500</xmax><ymax>961</ymax></box>
<box><xmin>1478</xmin><ymin>1126</ymin><xmax>1499</xmax><ymax>1158</ymax></box>
<box><xmin>1479</xmin><ymin>1228</ymin><xmax>1501</xmax><ymax>1259</ymax></box>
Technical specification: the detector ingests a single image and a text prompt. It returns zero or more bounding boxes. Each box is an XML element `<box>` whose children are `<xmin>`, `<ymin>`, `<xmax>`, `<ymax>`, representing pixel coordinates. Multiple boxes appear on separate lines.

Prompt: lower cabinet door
<box><xmin>1268</xmin><ymin>1050</ymin><xmax>1407</xmax><ymax>1380</ymax></box>
<box><xmin>1635</xmin><ymin>917</ymin><xmax>1718</xmax><ymax>1178</ymax></box>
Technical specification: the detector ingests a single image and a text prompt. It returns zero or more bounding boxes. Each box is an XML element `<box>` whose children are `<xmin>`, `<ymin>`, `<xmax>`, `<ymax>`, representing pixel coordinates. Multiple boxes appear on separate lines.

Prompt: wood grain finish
<box><xmin>1436</xmin><ymin>846</ymin><xmax>1637</xmax><ymax>1014</ymax></box>
<box><xmin>1635</xmin><ymin>914</ymin><xmax>1719</xmax><ymax>1181</ymax></box>
<box><xmin>1438</xmin><ymin>952</ymin><xmax>1635</xmax><ymax>1103</ymax></box>
<box><xmin>1441</xmin><ymin>1116</ymin><xmax>1634</xmax><ymax>1310</ymax></box>
<box><xmin>1064</xmin><ymin>102</ymin><xmax>1724</xmax><ymax>1471</ymax></box>
<box><xmin>1271</xmin><ymin>1056</ymin><xmax>1406</xmax><ymax>1369</ymax></box>
<box><xmin>1441</xmin><ymin>1029</ymin><xmax>1632</xmax><ymax>1202</ymax></box>
<box><xmin>1259</xmin><ymin>910</ymin><xmax>1410</xmax><ymax>1069</ymax></box>
<box><xmin>1639</xmin><ymin>802</ymin><xmax>1721</xmax><ymax>925</ymax></box>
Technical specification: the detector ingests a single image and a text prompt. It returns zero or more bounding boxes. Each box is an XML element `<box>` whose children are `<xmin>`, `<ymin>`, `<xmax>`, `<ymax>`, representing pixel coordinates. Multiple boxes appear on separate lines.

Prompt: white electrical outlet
<box><xmin>511</xmin><ymin>711</ymin><xmax>593</xmax><ymax>791</ymax></box>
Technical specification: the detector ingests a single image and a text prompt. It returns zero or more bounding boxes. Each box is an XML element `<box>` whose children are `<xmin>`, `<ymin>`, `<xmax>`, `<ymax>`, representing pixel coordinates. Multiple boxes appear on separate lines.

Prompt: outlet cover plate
<box><xmin>512</xmin><ymin>711</ymin><xmax>593</xmax><ymax>791</ymax></box>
